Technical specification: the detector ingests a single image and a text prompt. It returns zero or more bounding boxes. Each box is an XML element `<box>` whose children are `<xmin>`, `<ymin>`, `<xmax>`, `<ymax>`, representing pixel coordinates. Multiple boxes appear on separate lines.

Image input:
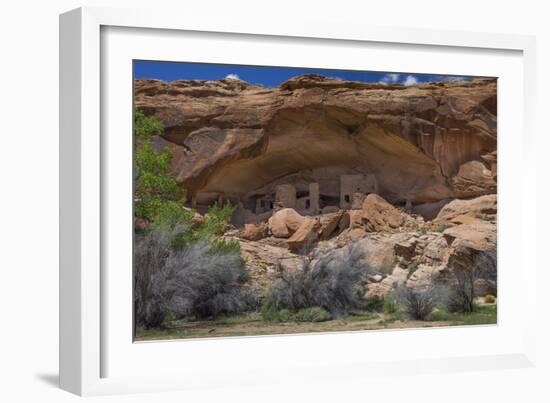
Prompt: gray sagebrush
<box><xmin>134</xmin><ymin>225</ymin><xmax>257</xmax><ymax>328</ymax></box>
<box><xmin>265</xmin><ymin>243</ymin><xmax>370</xmax><ymax>317</ymax></box>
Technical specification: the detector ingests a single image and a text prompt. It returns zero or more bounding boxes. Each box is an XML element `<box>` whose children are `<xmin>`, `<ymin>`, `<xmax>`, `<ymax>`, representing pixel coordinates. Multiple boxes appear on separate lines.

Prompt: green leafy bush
<box><xmin>383</xmin><ymin>297</ymin><xmax>398</xmax><ymax>314</ymax></box>
<box><xmin>174</xmin><ymin>202</ymin><xmax>240</xmax><ymax>255</ymax></box>
<box><xmin>365</xmin><ymin>296</ymin><xmax>384</xmax><ymax>312</ymax></box>
<box><xmin>134</xmin><ymin>108</ymin><xmax>189</xmax><ymax>225</ymax></box>
<box><xmin>260</xmin><ymin>304</ymin><xmax>293</xmax><ymax>322</ymax></box>
<box><xmin>135</xmin><ymin>108</ymin><xmax>164</xmax><ymax>138</ymax></box>
<box><xmin>292</xmin><ymin>307</ymin><xmax>331</xmax><ymax>322</ymax></box>
<box><xmin>260</xmin><ymin>304</ymin><xmax>331</xmax><ymax>323</ymax></box>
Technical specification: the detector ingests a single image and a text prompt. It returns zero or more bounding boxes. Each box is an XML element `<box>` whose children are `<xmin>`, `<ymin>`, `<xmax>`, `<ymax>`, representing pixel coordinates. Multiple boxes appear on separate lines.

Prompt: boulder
<box><xmin>237</xmin><ymin>238</ymin><xmax>303</xmax><ymax>289</ymax></box>
<box><xmin>368</xmin><ymin>274</ymin><xmax>383</xmax><ymax>283</ymax></box>
<box><xmin>318</xmin><ymin>211</ymin><xmax>344</xmax><ymax>240</ymax></box>
<box><xmin>268</xmin><ymin>208</ymin><xmax>305</xmax><ymax>238</ymax></box>
<box><xmin>368</xmin><ymin>266</ymin><xmax>408</xmax><ymax>298</ymax></box>
<box><xmin>406</xmin><ymin>264</ymin><xmax>441</xmax><ymax>289</ymax></box>
<box><xmin>436</xmin><ymin>194</ymin><xmax>497</xmax><ymax>221</ymax></box>
<box><xmin>352</xmin><ymin>236</ymin><xmax>397</xmax><ymax>275</ymax></box>
<box><xmin>287</xmin><ymin>218</ymin><xmax>320</xmax><ymax>252</ymax></box>
<box><xmin>345</xmin><ymin>228</ymin><xmax>368</xmax><ymax>242</ymax></box>
<box><xmin>240</xmin><ymin>222</ymin><xmax>268</xmax><ymax>241</ymax></box>
<box><xmin>450</xmin><ymin>214</ymin><xmax>485</xmax><ymax>225</ymax></box>
<box><xmin>348</xmin><ymin>209</ymin><xmax>364</xmax><ymax>229</ymax></box>
<box><xmin>445</xmin><ymin>240</ymin><xmax>497</xmax><ymax>295</ymax></box>
<box><xmin>419</xmin><ymin>235</ymin><xmax>451</xmax><ymax>265</ymax></box>
<box><xmin>338</xmin><ymin>212</ymin><xmax>351</xmax><ymax>231</ymax></box>
<box><xmin>188</xmin><ymin>209</ymin><xmax>205</xmax><ymax>229</ymax></box>
<box><xmin>394</xmin><ymin>237</ymin><xmax>418</xmax><ymax>260</ymax></box>
<box><xmin>134</xmin><ymin>217</ymin><xmax>148</xmax><ymax>231</ymax></box>
<box><xmin>351</xmin><ymin>192</ymin><xmax>366</xmax><ymax>209</ymax></box>
<box><xmin>361</xmin><ymin>194</ymin><xmax>405</xmax><ymax>232</ymax></box>
<box><xmin>442</xmin><ymin>222</ymin><xmax>496</xmax><ymax>250</ymax></box>
<box><xmin>452</xmin><ymin>160</ymin><xmax>497</xmax><ymax>195</ymax></box>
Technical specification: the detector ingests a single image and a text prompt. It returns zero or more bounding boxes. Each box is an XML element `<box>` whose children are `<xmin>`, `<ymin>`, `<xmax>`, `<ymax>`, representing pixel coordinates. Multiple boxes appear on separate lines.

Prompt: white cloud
<box><xmin>381</xmin><ymin>73</ymin><xmax>401</xmax><ymax>83</ymax></box>
<box><xmin>225</xmin><ymin>73</ymin><xmax>240</xmax><ymax>80</ymax></box>
<box><xmin>430</xmin><ymin>75</ymin><xmax>468</xmax><ymax>82</ymax></box>
<box><xmin>403</xmin><ymin>75</ymin><xmax>418</xmax><ymax>86</ymax></box>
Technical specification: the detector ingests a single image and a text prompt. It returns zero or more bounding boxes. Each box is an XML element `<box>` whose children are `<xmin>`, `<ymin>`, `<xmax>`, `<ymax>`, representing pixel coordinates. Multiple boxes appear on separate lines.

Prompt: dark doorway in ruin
<box><xmin>319</xmin><ymin>195</ymin><xmax>339</xmax><ymax>209</ymax></box>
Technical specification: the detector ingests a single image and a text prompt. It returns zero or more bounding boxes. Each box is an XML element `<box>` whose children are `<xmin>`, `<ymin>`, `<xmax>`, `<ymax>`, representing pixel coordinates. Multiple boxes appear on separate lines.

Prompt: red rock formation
<box><xmin>134</xmin><ymin>75</ymin><xmax>497</xmax><ymax>207</ymax></box>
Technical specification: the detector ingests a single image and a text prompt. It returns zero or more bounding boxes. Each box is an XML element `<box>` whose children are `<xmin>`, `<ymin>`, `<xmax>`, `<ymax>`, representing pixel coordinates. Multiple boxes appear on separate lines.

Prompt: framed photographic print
<box><xmin>131</xmin><ymin>60</ymin><xmax>498</xmax><ymax>341</ymax></box>
<box><xmin>60</xmin><ymin>6</ymin><xmax>537</xmax><ymax>396</ymax></box>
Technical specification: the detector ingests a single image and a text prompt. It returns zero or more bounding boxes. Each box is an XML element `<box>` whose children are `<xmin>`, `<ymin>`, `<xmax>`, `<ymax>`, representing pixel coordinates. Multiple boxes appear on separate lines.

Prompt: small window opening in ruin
<box><xmin>270</xmin><ymin>202</ymin><xmax>274</xmax><ymax>209</ymax></box>
<box><xmin>344</xmin><ymin>195</ymin><xmax>350</xmax><ymax>203</ymax></box>
<box><xmin>305</xmin><ymin>199</ymin><xmax>310</xmax><ymax>209</ymax></box>
<box><xmin>356</xmin><ymin>187</ymin><xmax>361</xmax><ymax>192</ymax></box>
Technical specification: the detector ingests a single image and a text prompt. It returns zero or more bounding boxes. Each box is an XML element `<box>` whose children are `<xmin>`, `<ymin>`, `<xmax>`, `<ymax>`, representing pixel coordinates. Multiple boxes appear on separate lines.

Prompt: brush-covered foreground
<box><xmin>135</xmin><ymin>303</ymin><xmax>496</xmax><ymax>341</ymax></box>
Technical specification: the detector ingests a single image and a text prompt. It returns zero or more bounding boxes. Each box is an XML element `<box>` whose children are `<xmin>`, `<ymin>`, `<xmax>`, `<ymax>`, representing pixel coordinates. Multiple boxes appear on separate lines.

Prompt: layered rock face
<box><xmin>134</xmin><ymin>75</ymin><xmax>497</xmax><ymax>210</ymax></box>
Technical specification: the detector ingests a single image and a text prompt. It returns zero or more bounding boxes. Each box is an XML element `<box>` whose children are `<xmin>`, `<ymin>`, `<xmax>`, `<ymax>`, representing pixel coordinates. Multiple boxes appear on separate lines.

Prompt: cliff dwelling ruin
<box><xmin>191</xmin><ymin>170</ymin><xmax>379</xmax><ymax>227</ymax></box>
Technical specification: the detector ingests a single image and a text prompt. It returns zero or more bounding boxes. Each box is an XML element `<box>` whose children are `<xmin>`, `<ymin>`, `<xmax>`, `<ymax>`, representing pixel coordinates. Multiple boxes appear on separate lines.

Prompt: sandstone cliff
<box><xmin>135</xmin><ymin>75</ymin><xmax>496</xmax><ymax>209</ymax></box>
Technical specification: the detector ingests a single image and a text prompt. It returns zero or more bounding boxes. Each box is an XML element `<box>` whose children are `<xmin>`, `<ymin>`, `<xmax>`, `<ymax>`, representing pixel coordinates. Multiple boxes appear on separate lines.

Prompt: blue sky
<box><xmin>134</xmin><ymin>60</ymin><xmax>478</xmax><ymax>87</ymax></box>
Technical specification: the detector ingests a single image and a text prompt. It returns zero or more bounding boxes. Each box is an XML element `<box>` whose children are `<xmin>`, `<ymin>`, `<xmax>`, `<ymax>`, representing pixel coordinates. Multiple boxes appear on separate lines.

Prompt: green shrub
<box><xmin>174</xmin><ymin>202</ymin><xmax>240</xmax><ymax>255</ymax></box>
<box><xmin>208</xmin><ymin>237</ymin><xmax>242</xmax><ymax>255</ymax></box>
<box><xmin>260</xmin><ymin>304</ymin><xmax>293</xmax><ymax>322</ymax></box>
<box><xmin>204</xmin><ymin>202</ymin><xmax>236</xmax><ymax>234</ymax></box>
<box><xmin>149</xmin><ymin>200</ymin><xmax>193</xmax><ymax>231</ymax></box>
<box><xmin>134</xmin><ymin>108</ymin><xmax>188</xmax><ymax>225</ymax></box>
<box><xmin>260</xmin><ymin>304</ymin><xmax>331</xmax><ymax>323</ymax></box>
<box><xmin>134</xmin><ymin>108</ymin><xmax>163</xmax><ymax>138</ymax></box>
<box><xmin>292</xmin><ymin>307</ymin><xmax>331</xmax><ymax>322</ymax></box>
<box><xmin>383</xmin><ymin>297</ymin><xmax>398</xmax><ymax>314</ymax></box>
<box><xmin>365</xmin><ymin>296</ymin><xmax>384</xmax><ymax>312</ymax></box>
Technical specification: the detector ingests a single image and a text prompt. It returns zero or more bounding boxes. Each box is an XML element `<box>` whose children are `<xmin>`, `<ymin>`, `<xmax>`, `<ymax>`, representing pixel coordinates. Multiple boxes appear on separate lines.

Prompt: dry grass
<box><xmin>134</xmin><ymin>304</ymin><xmax>496</xmax><ymax>341</ymax></box>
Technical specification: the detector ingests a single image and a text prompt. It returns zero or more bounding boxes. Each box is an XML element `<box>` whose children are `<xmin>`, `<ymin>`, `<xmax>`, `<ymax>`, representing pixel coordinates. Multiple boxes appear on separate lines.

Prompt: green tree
<box><xmin>134</xmin><ymin>108</ymin><xmax>191</xmax><ymax>226</ymax></box>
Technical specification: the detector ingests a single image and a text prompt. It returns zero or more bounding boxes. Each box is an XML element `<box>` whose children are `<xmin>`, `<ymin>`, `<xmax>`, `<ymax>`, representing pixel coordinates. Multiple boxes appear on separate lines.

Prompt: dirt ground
<box><xmin>135</xmin><ymin>304</ymin><xmax>497</xmax><ymax>341</ymax></box>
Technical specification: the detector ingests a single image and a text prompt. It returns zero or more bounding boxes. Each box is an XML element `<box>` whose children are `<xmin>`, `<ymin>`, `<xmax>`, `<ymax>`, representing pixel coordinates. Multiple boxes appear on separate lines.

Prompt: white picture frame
<box><xmin>59</xmin><ymin>6</ymin><xmax>537</xmax><ymax>396</ymax></box>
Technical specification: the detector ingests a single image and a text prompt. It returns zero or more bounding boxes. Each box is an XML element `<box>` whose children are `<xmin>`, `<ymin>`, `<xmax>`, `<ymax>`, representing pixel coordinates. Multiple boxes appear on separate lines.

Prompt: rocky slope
<box><xmin>228</xmin><ymin>194</ymin><xmax>497</xmax><ymax>297</ymax></box>
<box><xmin>135</xmin><ymin>75</ymin><xmax>497</xmax><ymax>208</ymax></box>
